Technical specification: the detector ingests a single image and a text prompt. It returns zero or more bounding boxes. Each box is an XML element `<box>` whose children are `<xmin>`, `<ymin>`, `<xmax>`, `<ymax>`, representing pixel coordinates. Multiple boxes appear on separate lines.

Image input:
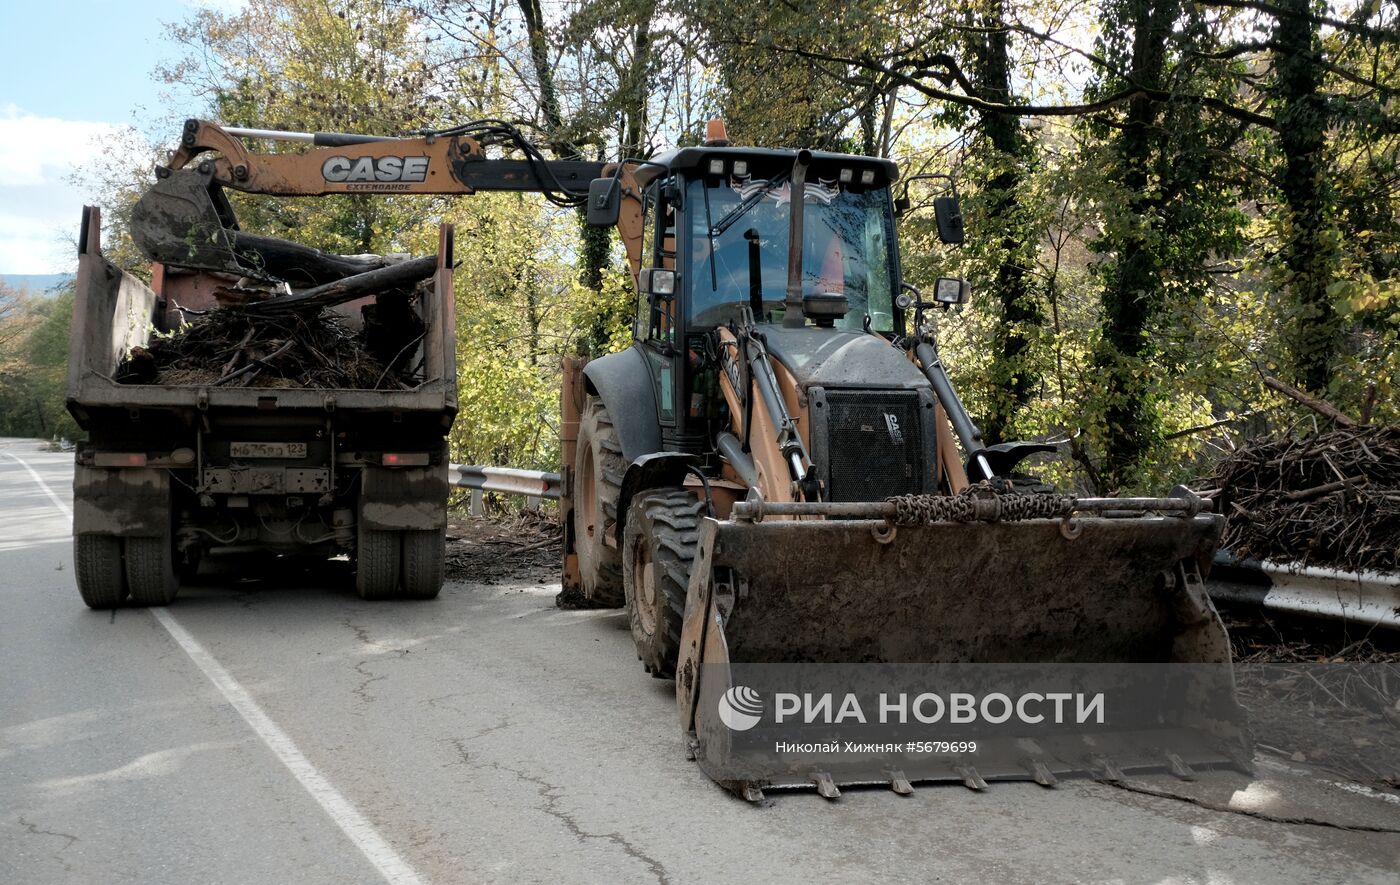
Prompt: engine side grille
<box><xmin>823</xmin><ymin>390</ymin><xmax>924</xmax><ymax>502</ymax></box>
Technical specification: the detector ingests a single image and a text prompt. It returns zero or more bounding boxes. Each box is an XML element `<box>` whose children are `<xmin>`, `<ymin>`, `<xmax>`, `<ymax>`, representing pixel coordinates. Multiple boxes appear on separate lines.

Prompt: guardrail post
<box><xmin>470</xmin><ymin>489</ymin><xmax>484</xmax><ymax>517</ymax></box>
<box><xmin>526</xmin><ymin>495</ymin><xmax>541</xmax><ymax>511</ymax></box>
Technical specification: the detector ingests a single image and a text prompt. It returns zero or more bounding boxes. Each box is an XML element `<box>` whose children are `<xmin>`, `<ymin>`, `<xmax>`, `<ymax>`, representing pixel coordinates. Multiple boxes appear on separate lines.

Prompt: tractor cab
<box><xmin>581</xmin><ymin>123</ymin><xmax>925</xmax><ymax>463</ymax></box>
<box><xmin>591</xmin><ymin>131</ymin><xmax>903</xmax><ymax>340</ymax></box>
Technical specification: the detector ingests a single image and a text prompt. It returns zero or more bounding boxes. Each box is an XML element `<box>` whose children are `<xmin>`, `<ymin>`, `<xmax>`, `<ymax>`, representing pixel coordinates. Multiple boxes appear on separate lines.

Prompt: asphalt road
<box><xmin>3</xmin><ymin>436</ymin><xmax>1399</xmax><ymax>885</ymax></box>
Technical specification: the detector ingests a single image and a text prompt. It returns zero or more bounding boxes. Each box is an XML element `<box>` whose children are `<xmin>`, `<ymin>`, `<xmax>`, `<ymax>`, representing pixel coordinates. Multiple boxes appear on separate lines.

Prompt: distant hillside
<box><xmin>1</xmin><ymin>274</ymin><xmax>71</xmax><ymax>296</ymax></box>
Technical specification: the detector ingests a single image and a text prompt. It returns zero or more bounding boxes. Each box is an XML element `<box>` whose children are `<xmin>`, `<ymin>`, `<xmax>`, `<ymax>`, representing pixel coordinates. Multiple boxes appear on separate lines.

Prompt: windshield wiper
<box><xmin>709</xmin><ymin>172</ymin><xmax>790</xmax><ymax>239</ymax></box>
<box><xmin>703</xmin><ymin>180</ymin><xmax>717</xmax><ymax>289</ymax></box>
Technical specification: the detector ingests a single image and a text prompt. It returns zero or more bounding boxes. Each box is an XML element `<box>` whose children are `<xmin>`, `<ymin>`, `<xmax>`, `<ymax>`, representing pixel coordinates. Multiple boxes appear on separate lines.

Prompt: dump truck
<box><xmin>68</xmin><ymin>117</ymin><xmax>638</xmax><ymax>608</ymax></box>
<box><xmin>559</xmin><ymin>121</ymin><xmax>1250</xmax><ymax>800</ymax></box>
<box><xmin>66</xmin><ymin>206</ymin><xmax>459</xmax><ymax>605</ymax></box>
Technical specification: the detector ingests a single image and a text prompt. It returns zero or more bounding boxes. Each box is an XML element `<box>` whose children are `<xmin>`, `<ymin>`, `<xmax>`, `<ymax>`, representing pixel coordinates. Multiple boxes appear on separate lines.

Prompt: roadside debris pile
<box><xmin>445</xmin><ymin>512</ymin><xmax>560</xmax><ymax>586</ymax></box>
<box><xmin>1235</xmin><ymin>658</ymin><xmax>1400</xmax><ymax>789</ymax></box>
<box><xmin>116</xmin><ymin>293</ymin><xmax>428</xmax><ymax>390</ymax></box>
<box><xmin>1210</xmin><ymin>425</ymin><xmax>1400</xmax><ymax>573</ymax></box>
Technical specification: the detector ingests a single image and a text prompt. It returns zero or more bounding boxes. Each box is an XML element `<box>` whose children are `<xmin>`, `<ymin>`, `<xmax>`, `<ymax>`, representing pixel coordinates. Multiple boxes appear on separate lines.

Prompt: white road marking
<box><xmin>150</xmin><ymin>609</ymin><xmax>429</xmax><ymax>885</ymax></box>
<box><xmin>2</xmin><ymin>452</ymin><xmax>73</xmax><ymax>518</ymax></box>
<box><xmin>4</xmin><ymin>449</ymin><xmax>429</xmax><ymax>885</ymax></box>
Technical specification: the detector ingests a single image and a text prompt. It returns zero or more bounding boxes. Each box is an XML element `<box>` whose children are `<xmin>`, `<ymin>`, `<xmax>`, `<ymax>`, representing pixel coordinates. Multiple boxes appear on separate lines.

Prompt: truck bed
<box><xmin>65</xmin><ymin>207</ymin><xmax>457</xmax><ymax>428</ymax></box>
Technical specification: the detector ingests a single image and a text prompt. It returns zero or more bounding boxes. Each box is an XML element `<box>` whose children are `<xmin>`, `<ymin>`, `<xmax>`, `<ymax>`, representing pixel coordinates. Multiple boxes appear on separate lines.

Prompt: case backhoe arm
<box><xmin>144</xmin><ymin>119</ymin><xmax>645</xmax><ymax>277</ymax></box>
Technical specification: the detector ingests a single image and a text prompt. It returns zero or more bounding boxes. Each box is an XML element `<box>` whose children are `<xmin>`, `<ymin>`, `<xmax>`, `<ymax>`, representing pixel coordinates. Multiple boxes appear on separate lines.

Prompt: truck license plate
<box><xmin>230</xmin><ymin>442</ymin><xmax>307</xmax><ymax>459</ymax></box>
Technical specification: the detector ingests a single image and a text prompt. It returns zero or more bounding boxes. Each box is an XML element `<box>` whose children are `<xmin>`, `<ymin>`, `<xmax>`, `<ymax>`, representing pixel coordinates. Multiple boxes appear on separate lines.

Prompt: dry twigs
<box><xmin>1211</xmin><ymin>425</ymin><xmax>1400</xmax><ymax>573</ymax></box>
<box><xmin>117</xmin><ymin>309</ymin><xmax>414</xmax><ymax>390</ymax></box>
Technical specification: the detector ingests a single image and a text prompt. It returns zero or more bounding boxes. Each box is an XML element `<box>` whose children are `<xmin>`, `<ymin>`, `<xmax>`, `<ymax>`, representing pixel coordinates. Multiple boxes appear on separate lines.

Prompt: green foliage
<box><xmin>0</xmin><ymin>285</ymin><xmax>80</xmax><ymax>441</ymax></box>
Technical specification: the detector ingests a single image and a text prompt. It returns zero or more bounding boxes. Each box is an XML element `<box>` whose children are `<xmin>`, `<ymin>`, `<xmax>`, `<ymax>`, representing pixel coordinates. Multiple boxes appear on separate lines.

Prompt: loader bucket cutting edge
<box><xmin>674</xmin><ymin>514</ymin><xmax>1253</xmax><ymax>798</ymax></box>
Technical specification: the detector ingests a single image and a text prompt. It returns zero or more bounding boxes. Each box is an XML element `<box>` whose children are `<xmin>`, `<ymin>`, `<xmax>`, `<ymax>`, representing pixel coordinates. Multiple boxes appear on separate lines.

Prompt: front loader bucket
<box><xmin>675</xmin><ymin>513</ymin><xmax>1252</xmax><ymax>800</ymax></box>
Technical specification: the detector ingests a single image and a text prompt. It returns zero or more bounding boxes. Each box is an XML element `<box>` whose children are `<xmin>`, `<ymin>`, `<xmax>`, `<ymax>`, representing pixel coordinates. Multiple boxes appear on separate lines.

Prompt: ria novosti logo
<box><xmin>717</xmin><ymin>685</ymin><xmax>763</xmax><ymax>731</ymax></box>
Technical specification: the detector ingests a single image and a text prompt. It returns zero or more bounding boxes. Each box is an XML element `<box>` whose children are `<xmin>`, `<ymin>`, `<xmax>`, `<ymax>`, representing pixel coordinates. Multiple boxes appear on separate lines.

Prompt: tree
<box><xmin>0</xmin><ymin>284</ymin><xmax>79</xmax><ymax>440</ymax></box>
<box><xmin>958</xmin><ymin>0</ymin><xmax>1043</xmax><ymax>443</ymax></box>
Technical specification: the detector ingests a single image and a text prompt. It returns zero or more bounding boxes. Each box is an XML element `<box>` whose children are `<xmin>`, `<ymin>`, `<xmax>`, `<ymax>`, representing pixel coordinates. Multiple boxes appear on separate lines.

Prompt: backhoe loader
<box><xmin>560</xmin><ymin>121</ymin><xmax>1249</xmax><ymax>799</ymax></box>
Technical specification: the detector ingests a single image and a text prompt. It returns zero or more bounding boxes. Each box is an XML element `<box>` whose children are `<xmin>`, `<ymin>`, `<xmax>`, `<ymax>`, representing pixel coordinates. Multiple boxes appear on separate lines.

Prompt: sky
<box><xmin>0</xmin><ymin>0</ymin><xmax>228</xmax><ymax>274</ymax></box>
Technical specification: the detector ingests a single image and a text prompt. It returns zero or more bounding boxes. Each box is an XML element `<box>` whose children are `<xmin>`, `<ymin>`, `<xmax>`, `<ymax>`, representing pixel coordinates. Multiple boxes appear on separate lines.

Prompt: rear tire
<box><xmin>623</xmin><ymin>488</ymin><xmax>703</xmax><ymax>678</ymax></box>
<box><xmin>573</xmin><ymin>400</ymin><xmax>625</xmax><ymax>606</ymax></box>
<box><xmin>74</xmin><ymin>534</ymin><xmax>127</xmax><ymax>609</ymax></box>
<box><xmin>400</xmin><ymin>528</ymin><xmax>445</xmax><ymax>600</ymax></box>
<box><xmin>356</xmin><ymin>526</ymin><xmax>402</xmax><ymax>600</ymax></box>
<box><xmin>126</xmin><ymin>535</ymin><xmax>179</xmax><ymax>606</ymax></box>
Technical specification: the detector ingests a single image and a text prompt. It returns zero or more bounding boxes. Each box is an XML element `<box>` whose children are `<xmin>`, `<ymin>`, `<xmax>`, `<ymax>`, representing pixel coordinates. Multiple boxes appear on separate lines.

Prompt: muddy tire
<box><xmin>623</xmin><ymin>488</ymin><xmax>703</xmax><ymax>678</ymax></box>
<box><xmin>126</xmin><ymin>534</ymin><xmax>179</xmax><ymax>606</ymax></box>
<box><xmin>573</xmin><ymin>399</ymin><xmax>625</xmax><ymax>606</ymax></box>
<box><xmin>400</xmin><ymin>527</ymin><xmax>445</xmax><ymax>600</ymax></box>
<box><xmin>74</xmin><ymin>534</ymin><xmax>127</xmax><ymax>609</ymax></box>
<box><xmin>356</xmin><ymin>526</ymin><xmax>402</xmax><ymax>600</ymax></box>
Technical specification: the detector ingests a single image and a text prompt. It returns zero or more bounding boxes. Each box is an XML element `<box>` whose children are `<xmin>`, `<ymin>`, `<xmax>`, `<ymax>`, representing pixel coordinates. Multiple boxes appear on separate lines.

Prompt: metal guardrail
<box><xmin>448</xmin><ymin>464</ymin><xmax>561</xmax><ymax>514</ymax></box>
<box><xmin>1209</xmin><ymin>553</ymin><xmax>1400</xmax><ymax>630</ymax></box>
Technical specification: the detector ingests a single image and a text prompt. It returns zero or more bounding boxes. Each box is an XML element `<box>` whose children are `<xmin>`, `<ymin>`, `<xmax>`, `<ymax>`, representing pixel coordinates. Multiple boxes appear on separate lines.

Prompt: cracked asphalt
<box><xmin>3</xmin><ymin>437</ymin><xmax>1400</xmax><ymax>884</ymax></box>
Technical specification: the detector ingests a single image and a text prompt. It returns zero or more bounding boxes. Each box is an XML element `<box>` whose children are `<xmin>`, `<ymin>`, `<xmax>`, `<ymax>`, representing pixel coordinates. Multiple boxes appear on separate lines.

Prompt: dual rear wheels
<box><xmin>73</xmin><ymin>532</ymin><xmax>181</xmax><ymax>609</ymax></box>
<box><xmin>74</xmin><ymin>507</ymin><xmax>445</xmax><ymax>605</ymax></box>
<box><xmin>355</xmin><ymin>525</ymin><xmax>446</xmax><ymax>600</ymax></box>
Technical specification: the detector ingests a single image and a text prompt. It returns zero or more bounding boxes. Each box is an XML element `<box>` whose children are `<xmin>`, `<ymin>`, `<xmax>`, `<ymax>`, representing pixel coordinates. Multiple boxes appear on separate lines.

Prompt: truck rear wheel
<box><xmin>74</xmin><ymin>534</ymin><xmax>127</xmax><ymax>609</ymax></box>
<box><xmin>623</xmin><ymin>488</ymin><xmax>702</xmax><ymax>678</ymax></box>
<box><xmin>400</xmin><ymin>528</ymin><xmax>445</xmax><ymax>600</ymax></box>
<box><xmin>356</xmin><ymin>526</ymin><xmax>402</xmax><ymax>600</ymax></box>
<box><xmin>573</xmin><ymin>400</ymin><xmax>625</xmax><ymax>606</ymax></box>
<box><xmin>126</xmin><ymin>534</ymin><xmax>179</xmax><ymax>606</ymax></box>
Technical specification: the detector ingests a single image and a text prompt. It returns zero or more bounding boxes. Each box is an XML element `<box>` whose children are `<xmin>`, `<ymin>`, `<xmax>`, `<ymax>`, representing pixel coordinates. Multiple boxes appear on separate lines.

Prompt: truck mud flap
<box><xmin>73</xmin><ymin>465</ymin><xmax>171</xmax><ymax>537</ymax></box>
<box><xmin>360</xmin><ymin>464</ymin><xmax>448</xmax><ymax>531</ymax></box>
<box><xmin>674</xmin><ymin>516</ymin><xmax>1252</xmax><ymax>799</ymax></box>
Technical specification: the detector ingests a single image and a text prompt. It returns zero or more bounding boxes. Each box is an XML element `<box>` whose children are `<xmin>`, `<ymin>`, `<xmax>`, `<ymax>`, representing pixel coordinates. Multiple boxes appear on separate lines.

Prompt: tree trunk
<box><xmin>1093</xmin><ymin>0</ymin><xmax>1174</xmax><ymax>491</ymax></box>
<box><xmin>621</xmin><ymin>3</ymin><xmax>657</xmax><ymax>158</ymax></box>
<box><xmin>971</xmin><ymin>0</ymin><xmax>1041</xmax><ymax>444</ymax></box>
<box><xmin>1273</xmin><ymin>0</ymin><xmax>1338</xmax><ymax>393</ymax></box>
<box><xmin>518</xmin><ymin>0</ymin><xmax>612</xmax><ymax>346</ymax></box>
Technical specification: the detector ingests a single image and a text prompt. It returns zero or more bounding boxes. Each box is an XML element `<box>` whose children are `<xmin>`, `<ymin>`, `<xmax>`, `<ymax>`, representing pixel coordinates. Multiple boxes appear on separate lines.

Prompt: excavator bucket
<box><xmin>128</xmin><ymin>168</ymin><xmax>253</xmax><ymax>278</ymax></box>
<box><xmin>675</xmin><ymin>510</ymin><xmax>1252</xmax><ymax>800</ymax></box>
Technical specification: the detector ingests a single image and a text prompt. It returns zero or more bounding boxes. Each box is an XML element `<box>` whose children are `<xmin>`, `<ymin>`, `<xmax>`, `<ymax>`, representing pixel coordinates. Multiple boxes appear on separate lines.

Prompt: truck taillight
<box><xmin>381</xmin><ymin>453</ymin><xmax>429</xmax><ymax>467</ymax></box>
<box><xmin>94</xmin><ymin>452</ymin><xmax>148</xmax><ymax>468</ymax></box>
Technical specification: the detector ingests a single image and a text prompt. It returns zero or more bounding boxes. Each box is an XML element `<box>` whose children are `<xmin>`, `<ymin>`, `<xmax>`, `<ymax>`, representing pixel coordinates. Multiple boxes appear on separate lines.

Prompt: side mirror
<box><xmin>934</xmin><ymin>196</ymin><xmax>964</xmax><ymax>244</ymax></box>
<box><xmin>586</xmin><ymin>177</ymin><xmax>621</xmax><ymax>227</ymax></box>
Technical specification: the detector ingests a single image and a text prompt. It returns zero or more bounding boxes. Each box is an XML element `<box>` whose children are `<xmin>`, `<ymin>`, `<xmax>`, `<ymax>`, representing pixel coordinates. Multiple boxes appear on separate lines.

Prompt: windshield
<box><xmin>686</xmin><ymin>178</ymin><xmax>897</xmax><ymax>331</ymax></box>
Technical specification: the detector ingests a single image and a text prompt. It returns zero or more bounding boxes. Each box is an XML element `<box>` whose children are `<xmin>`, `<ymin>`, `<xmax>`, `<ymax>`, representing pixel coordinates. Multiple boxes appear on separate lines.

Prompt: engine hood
<box><xmin>759</xmin><ymin>327</ymin><xmax>927</xmax><ymax>391</ymax></box>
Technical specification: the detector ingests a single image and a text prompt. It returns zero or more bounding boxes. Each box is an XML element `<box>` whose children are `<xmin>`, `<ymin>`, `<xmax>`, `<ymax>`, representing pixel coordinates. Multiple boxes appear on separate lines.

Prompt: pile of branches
<box><xmin>1210</xmin><ymin>425</ymin><xmax>1400</xmax><ymax>573</ymax></box>
<box><xmin>117</xmin><ymin>309</ymin><xmax>411</xmax><ymax>389</ymax></box>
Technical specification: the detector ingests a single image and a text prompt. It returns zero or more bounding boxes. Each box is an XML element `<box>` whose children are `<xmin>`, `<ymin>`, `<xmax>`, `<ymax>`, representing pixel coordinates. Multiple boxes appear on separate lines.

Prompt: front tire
<box><xmin>623</xmin><ymin>488</ymin><xmax>703</xmax><ymax>678</ymax></box>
